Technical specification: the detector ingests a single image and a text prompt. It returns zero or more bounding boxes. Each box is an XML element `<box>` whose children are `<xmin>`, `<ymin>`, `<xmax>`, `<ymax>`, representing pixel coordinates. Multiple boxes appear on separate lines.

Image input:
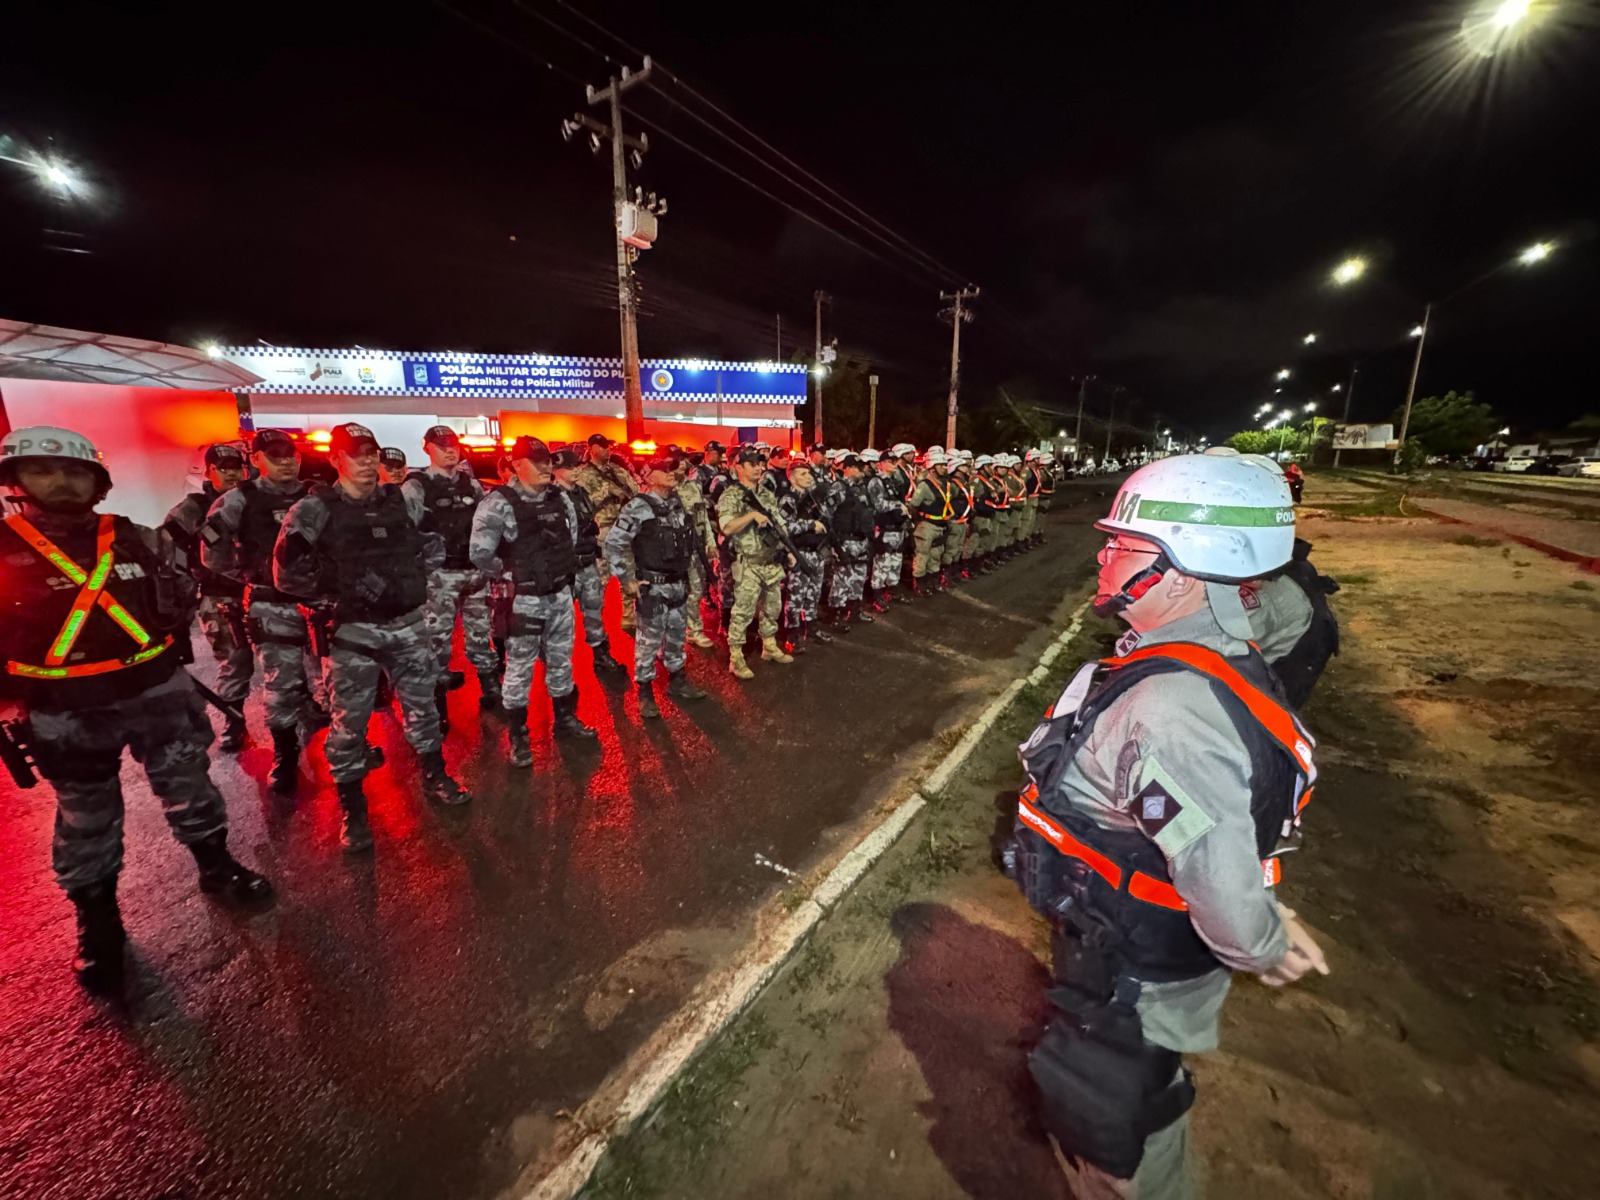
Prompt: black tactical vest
<box><xmin>632</xmin><ymin>494</ymin><xmax>694</xmax><ymax>583</ymax></box>
<box><xmin>830</xmin><ymin>481</ymin><xmax>875</xmax><ymax>541</ymax></box>
<box><xmin>569</xmin><ymin>484</ymin><xmax>601</xmax><ymax>561</ymax></box>
<box><xmin>1269</xmin><ymin>539</ymin><xmax>1341</xmax><ymax>709</ymax></box>
<box><xmin>0</xmin><ymin>516</ymin><xmax>187</xmax><ymax>709</ymax></box>
<box><xmin>1013</xmin><ymin>648</ymin><xmax>1309</xmax><ymax>983</ymax></box>
<box><xmin>498</xmin><ymin>485</ymin><xmax>578</xmax><ymax>595</ymax></box>
<box><xmin>875</xmin><ymin>470</ymin><xmax>909</xmax><ymax>529</ymax></box>
<box><xmin>788</xmin><ymin>489</ymin><xmax>830</xmax><ymax>550</ymax></box>
<box><xmin>311</xmin><ymin>484</ymin><xmax>428</xmax><ymax>622</ymax></box>
<box><xmin>411</xmin><ymin>469</ymin><xmax>479</xmax><ymax>569</ymax></box>
<box><xmin>237</xmin><ymin>479</ymin><xmax>309</xmax><ymax>602</ymax></box>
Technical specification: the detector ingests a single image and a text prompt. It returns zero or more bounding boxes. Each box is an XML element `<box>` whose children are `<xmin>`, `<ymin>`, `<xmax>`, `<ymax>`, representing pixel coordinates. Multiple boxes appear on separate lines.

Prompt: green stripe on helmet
<box><xmin>1136</xmin><ymin>499</ymin><xmax>1295</xmax><ymax>527</ymax></box>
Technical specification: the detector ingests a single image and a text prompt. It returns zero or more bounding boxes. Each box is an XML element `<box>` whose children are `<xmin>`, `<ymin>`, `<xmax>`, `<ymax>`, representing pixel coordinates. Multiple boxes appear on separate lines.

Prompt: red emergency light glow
<box><xmin>630</xmin><ymin>440</ymin><xmax>657</xmax><ymax>454</ymax></box>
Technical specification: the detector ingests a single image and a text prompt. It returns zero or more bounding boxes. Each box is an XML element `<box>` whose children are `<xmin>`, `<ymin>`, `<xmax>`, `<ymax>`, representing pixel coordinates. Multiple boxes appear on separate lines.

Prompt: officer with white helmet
<box><xmin>0</xmin><ymin>427</ymin><xmax>272</xmax><ymax>993</ymax></box>
<box><xmin>906</xmin><ymin>447</ymin><xmax>954</xmax><ymax>594</ymax></box>
<box><xmin>1005</xmin><ymin>453</ymin><xmax>1329</xmax><ymax>1196</ymax></box>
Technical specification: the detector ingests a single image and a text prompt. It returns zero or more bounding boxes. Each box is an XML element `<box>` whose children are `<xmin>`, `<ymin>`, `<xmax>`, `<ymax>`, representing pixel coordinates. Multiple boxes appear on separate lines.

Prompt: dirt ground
<box><xmin>579</xmin><ymin>481</ymin><xmax>1600</xmax><ymax>1200</ymax></box>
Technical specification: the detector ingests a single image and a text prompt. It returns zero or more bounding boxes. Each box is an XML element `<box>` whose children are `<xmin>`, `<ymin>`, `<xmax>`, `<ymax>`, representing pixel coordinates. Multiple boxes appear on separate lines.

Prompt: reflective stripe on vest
<box><xmin>1104</xmin><ymin>643</ymin><xmax>1316</xmax><ymax>779</ymax></box>
<box><xmin>3</xmin><ymin>514</ymin><xmax>172</xmax><ymax>678</ymax></box>
<box><xmin>1018</xmin><ymin>785</ymin><xmax>1188</xmax><ymax>910</ymax></box>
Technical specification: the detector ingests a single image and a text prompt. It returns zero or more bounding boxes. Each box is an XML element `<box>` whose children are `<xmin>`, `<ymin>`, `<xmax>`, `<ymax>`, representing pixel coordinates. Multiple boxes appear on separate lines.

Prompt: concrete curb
<box><xmin>523</xmin><ymin>595</ymin><xmax>1096</xmax><ymax>1199</ymax></box>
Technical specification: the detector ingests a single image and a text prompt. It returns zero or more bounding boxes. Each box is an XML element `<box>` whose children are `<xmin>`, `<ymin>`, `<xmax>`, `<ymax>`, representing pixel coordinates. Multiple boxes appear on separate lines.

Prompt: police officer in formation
<box><xmin>400</xmin><ymin>426</ymin><xmax>498</xmax><ymax>720</ymax></box>
<box><xmin>672</xmin><ymin>455</ymin><xmax>720</xmax><ymax>651</ymax></box>
<box><xmin>824</xmin><ymin>454</ymin><xmax>876</xmax><ymax>628</ymax></box>
<box><xmin>378</xmin><ymin>447</ymin><xmax>410</xmax><ymax>486</ymax></box>
<box><xmin>776</xmin><ymin>460</ymin><xmax>833</xmax><ymax>651</ymax></box>
<box><xmin>274</xmin><ymin>423</ymin><xmax>471</xmax><ymax>850</ymax></box>
<box><xmin>717</xmin><ymin>446</ymin><xmax>795</xmax><ymax>679</ymax></box>
<box><xmin>1</xmin><ymin>427</ymin><xmax>272</xmax><ymax>993</ymax></box>
<box><xmin>868</xmin><ymin>445</ymin><xmax>915</xmax><ymax>607</ymax></box>
<box><xmin>470</xmin><ymin>435</ymin><xmax>597</xmax><ymax>768</ymax></box>
<box><xmin>552</xmin><ymin>447</ymin><xmax>630</xmax><ymax>679</ymax></box>
<box><xmin>908</xmin><ymin>447</ymin><xmax>955</xmax><ymax>594</ymax></box>
<box><xmin>164</xmin><ymin>442</ymin><xmax>252</xmax><ymax>750</ymax></box>
<box><xmin>604</xmin><ymin>451</ymin><xmax>709</xmax><ymax>719</ymax></box>
<box><xmin>201</xmin><ymin>428</ymin><xmax>326</xmax><ymax>793</ymax></box>
<box><xmin>1006</xmin><ymin>453</ymin><xmax>1328</xmax><ymax>1198</ymax></box>
<box><xmin>572</xmin><ymin>434</ymin><xmax>640</xmax><ymax>632</ymax></box>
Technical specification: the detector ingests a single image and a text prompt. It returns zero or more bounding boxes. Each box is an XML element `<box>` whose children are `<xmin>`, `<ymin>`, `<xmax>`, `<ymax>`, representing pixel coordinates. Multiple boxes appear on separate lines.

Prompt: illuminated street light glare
<box><xmin>1302</xmin><ymin>333</ymin><xmax>1317</xmax><ymax>345</ymax></box>
<box><xmin>1492</xmin><ymin>0</ymin><xmax>1532</xmax><ymax>30</ymax></box>
<box><xmin>1518</xmin><ymin>240</ymin><xmax>1554</xmax><ymax>266</ymax></box>
<box><xmin>1409</xmin><ymin>324</ymin><xmax>1427</xmax><ymax>338</ymax></box>
<box><xmin>1304</xmin><ymin>402</ymin><xmax>1318</xmax><ymax>413</ymax></box>
<box><xmin>203</xmin><ymin>343</ymin><xmax>222</xmax><ymax>358</ymax></box>
<box><xmin>1275</xmin><ymin>368</ymin><xmax>1291</xmax><ymax>381</ymax></box>
<box><xmin>1331</xmin><ymin>257</ymin><xmax>1368</xmax><ymax>286</ymax></box>
<box><xmin>1279</xmin><ymin>409</ymin><xmax>1292</xmax><ymax>420</ymax></box>
<box><xmin>1331</xmin><ymin>384</ymin><xmax>1343</xmax><ymax>393</ymax></box>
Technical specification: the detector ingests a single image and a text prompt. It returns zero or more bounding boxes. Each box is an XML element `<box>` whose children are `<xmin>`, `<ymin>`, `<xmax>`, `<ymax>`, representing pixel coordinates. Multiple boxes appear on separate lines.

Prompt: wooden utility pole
<box><xmin>1395</xmin><ymin>304</ymin><xmax>1431</xmax><ymax>467</ymax></box>
<box><xmin>567</xmin><ymin>58</ymin><xmax>655</xmax><ymax>443</ymax></box>
<box><xmin>812</xmin><ymin>290</ymin><xmax>832</xmax><ymax>444</ymax></box>
<box><xmin>939</xmin><ymin>285</ymin><xmax>979</xmax><ymax>449</ymax></box>
<box><xmin>867</xmin><ymin>373</ymin><xmax>879</xmax><ymax>449</ymax></box>
<box><xmin>1073</xmin><ymin>374</ymin><xmax>1091</xmax><ymax>463</ymax></box>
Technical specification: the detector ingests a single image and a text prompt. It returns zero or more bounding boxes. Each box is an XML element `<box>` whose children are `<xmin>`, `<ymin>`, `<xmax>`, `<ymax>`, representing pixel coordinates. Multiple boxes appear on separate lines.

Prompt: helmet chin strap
<box><xmin>1092</xmin><ymin>552</ymin><xmax>1173</xmax><ymax>618</ymax></box>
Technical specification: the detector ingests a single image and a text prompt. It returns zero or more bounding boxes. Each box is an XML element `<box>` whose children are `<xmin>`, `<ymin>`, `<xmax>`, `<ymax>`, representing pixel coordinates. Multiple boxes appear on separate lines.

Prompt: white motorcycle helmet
<box><xmin>1096</xmin><ymin>453</ymin><xmax>1294</xmax><ymax>583</ymax></box>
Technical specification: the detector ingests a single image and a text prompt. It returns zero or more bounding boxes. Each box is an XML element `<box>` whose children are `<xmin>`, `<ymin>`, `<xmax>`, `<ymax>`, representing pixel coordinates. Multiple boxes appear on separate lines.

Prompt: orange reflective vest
<box><xmin>3</xmin><ymin>514</ymin><xmax>173</xmax><ymax>681</ymax></box>
<box><xmin>1017</xmin><ymin>642</ymin><xmax>1314</xmax><ymax>912</ymax></box>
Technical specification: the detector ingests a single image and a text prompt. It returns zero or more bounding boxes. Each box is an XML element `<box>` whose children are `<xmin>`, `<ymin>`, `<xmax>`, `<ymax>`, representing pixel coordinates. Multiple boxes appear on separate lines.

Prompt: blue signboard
<box><xmin>402</xmin><ymin>357</ymin><xmax>624</xmax><ymax>395</ymax></box>
<box><xmin>640</xmin><ymin>360</ymin><xmax>806</xmax><ymax>403</ymax></box>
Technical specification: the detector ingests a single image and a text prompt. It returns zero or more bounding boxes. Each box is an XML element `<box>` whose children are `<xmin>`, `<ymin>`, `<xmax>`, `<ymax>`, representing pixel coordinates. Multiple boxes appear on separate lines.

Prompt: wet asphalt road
<box><xmin>0</xmin><ymin>484</ymin><xmax>1110</xmax><ymax>1200</ymax></box>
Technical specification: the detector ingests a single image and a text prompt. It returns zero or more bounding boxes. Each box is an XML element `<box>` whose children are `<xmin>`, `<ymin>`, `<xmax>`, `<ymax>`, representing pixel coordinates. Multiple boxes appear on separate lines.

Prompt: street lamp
<box><xmin>1331</xmin><ymin>384</ymin><xmax>1343</xmax><ymax>393</ymax></box>
<box><xmin>1331</xmin><ymin>257</ymin><xmax>1368</xmax><ymax>286</ymax></box>
<box><xmin>1304</xmin><ymin>402</ymin><xmax>1318</xmax><ymax>413</ymax></box>
<box><xmin>1519</xmin><ymin>240</ymin><xmax>1554</xmax><ymax>265</ymax></box>
<box><xmin>1275</xmin><ymin>368</ymin><xmax>1292</xmax><ymax>381</ymax></box>
<box><xmin>1302</xmin><ymin>333</ymin><xmax>1318</xmax><ymax>345</ymax></box>
<box><xmin>1408</xmin><ymin>324</ymin><xmax>1427</xmax><ymax>338</ymax></box>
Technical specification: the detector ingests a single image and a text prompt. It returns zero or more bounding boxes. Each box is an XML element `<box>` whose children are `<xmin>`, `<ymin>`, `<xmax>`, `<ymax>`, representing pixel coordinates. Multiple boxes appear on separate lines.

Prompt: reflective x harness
<box><xmin>4</xmin><ymin>514</ymin><xmax>172</xmax><ymax>679</ymax></box>
<box><xmin>1016</xmin><ymin>642</ymin><xmax>1315</xmax><ymax>911</ymax></box>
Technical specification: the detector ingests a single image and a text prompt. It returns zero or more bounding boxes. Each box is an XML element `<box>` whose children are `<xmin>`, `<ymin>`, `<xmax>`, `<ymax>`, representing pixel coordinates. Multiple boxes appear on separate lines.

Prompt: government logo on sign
<box><xmin>650</xmin><ymin>369</ymin><xmax>674</xmax><ymax>392</ymax></box>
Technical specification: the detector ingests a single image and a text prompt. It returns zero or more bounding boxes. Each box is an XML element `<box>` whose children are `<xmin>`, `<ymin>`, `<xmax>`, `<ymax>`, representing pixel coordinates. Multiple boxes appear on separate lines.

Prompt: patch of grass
<box><xmin>1570</xmin><ymin>580</ymin><xmax>1595</xmax><ymax>592</ymax></box>
<box><xmin>777</xmin><ymin>887</ymin><xmax>807</xmax><ymax>913</ymax></box>
<box><xmin>787</xmin><ymin>940</ymin><xmax>838</xmax><ymax>995</ymax></box>
<box><xmin>1318</xmin><ymin>492</ymin><xmax>1408</xmax><ymax>519</ymax></box>
<box><xmin>1336</xmin><ymin>572</ymin><xmax>1375</xmax><ymax>585</ymax></box>
<box><xmin>1451</xmin><ymin>533</ymin><xmax>1502</xmax><ymax>548</ymax></box>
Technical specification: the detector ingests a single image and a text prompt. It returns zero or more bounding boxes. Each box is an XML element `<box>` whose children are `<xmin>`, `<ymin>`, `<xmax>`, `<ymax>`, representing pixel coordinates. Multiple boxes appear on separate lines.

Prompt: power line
<box><xmin>508</xmin><ymin>0</ymin><xmax>617</xmax><ymax>67</ymax></box>
<box><xmin>432</xmin><ymin>0</ymin><xmax>587</xmax><ymax>85</ymax></box>
<box><xmin>549</xmin><ymin>0</ymin><xmax>647</xmax><ymax>59</ymax></box>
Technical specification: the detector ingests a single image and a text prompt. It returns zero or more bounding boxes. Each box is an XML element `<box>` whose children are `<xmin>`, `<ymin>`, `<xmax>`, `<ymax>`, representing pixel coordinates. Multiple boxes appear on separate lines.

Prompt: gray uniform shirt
<box><xmin>468</xmin><ymin>480</ymin><xmax>578</xmax><ymax>578</ymax></box>
<box><xmin>1049</xmin><ymin>606</ymin><xmax>1290</xmax><ymax>1051</ymax></box>
<box><xmin>399</xmin><ymin>464</ymin><xmax>486</xmax><ymax>534</ymax></box>
<box><xmin>1244</xmin><ymin>574</ymin><xmax>1315</xmax><ymax>664</ymax></box>
<box><xmin>271</xmin><ymin>483</ymin><xmax>442</xmax><ymax>601</ymax></box>
<box><xmin>200</xmin><ymin>476</ymin><xmax>306</xmax><ymax>584</ymax></box>
<box><xmin>604</xmin><ymin>491</ymin><xmax>689</xmax><ymax>589</ymax></box>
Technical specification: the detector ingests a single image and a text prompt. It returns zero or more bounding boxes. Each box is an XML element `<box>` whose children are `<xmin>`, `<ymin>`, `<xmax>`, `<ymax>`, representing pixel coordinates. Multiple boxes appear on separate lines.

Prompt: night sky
<box><xmin>3</xmin><ymin>0</ymin><xmax>1596</xmax><ymax>443</ymax></box>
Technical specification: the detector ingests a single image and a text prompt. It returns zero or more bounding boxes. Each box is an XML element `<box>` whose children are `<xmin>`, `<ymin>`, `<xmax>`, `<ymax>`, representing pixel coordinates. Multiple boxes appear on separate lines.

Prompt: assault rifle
<box><xmin>0</xmin><ymin>718</ymin><xmax>38</xmax><ymax>788</ymax></box>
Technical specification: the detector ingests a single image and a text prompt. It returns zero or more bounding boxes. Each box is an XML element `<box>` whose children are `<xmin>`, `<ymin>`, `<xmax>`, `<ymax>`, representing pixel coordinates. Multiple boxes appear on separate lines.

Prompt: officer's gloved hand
<box><xmin>1258</xmin><ymin>904</ymin><xmax>1330</xmax><ymax>988</ymax></box>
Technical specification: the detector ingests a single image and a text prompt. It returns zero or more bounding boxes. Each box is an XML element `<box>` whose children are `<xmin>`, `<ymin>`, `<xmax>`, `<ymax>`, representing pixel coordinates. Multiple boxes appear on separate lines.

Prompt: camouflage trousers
<box><xmin>870</xmin><ymin>528</ymin><xmax>907</xmax><ymax>590</ymax></box>
<box><xmin>911</xmin><ymin>520</ymin><xmax>948</xmax><ymax>578</ymax></box>
<box><xmin>728</xmin><ymin>558</ymin><xmax>785</xmax><ymax>643</ymax></box>
<box><xmin>424</xmin><ymin>567</ymin><xmax>496</xmax><ymax>683</ymax></box>
<box><xmin>594</xmin><ymin>523</ymin><xmax>637</xmax><ymax>628</ymax></box>
<box><xmin>634</xmin><ymin>580</ymin><xmax>688</xmax><ymax>682</ymax></box>
<box><xmin>326</xmin><ymin>609</ymin><xmax>441</xmax><ymax>784</ymax></box>
<box><xmin>828</xmin><ymin>540</ymin><xmax>871</xmax><ymax>606</ymax></box>
<box><xmin>685</xmin><ymin>555</ymin><xmax>713</xmax><ymax>638</ymax></box>
<box><xmin>31</xmin><ymin>670</ymin><xmax>228</xmax><ymax>891</ymax></box>
<box><xmin>249</xmin><ymin>599</ymin><xmax>326</xmax><ymax>732</ymax></box>
<box><xmin>786</xmin><ymin>548</ymin><xmax>826</xmax><ymax>623</ymax></box>
<box><xmin>503</xmin><ymin>586</ymin><xmax>577</xmax><ymax>707</ymax></box>
<box><xmin>197</xmin><ymin>595</ymin><xmax>253</xmax><ymax>704</ymax></box>
<box><xmin>573</xmin><ymin>562</ymin><xmax>606</xmax><ymax>649</ymax></box>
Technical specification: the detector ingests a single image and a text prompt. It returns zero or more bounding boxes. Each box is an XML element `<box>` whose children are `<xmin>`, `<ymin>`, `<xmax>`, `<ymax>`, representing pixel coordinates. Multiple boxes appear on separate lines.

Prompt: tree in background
<box><xmin>1390</xmin><ymin>390</ymin><xmax>1498</xmax><ymax>457</ymax></box>
<box><xmin>1229</xmin><ymin>428</ymin><xmax>1307</xmax><ymax>457</ymax></box>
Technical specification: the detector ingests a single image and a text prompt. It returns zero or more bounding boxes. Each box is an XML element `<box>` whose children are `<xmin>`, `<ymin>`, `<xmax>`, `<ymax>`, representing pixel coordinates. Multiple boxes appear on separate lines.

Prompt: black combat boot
<box><xmin>420</xmin><ymin>750</ymin><xmax>472</xmax><ymax>805</ymax></box>
<box><xmin>868</xmin><ymin>591</ymin><xmax>890</xmax><ymax>614</ymax></box>
<box><xmin>894</xmin><ymin>584</ymin><xmax>913</xmax><ymax>604</ymax></box>
<box><xmin>67</xmin><ymin>879</ymin><xmax>125</xmax><ymax>994</ymax></box>
<box><xmin>268</xmin><ymin>725</ymin><xmax>299</xmax><ymax>795</ymax></box>
<box><xmin>637</xmin><ymin>679</ymin><xmax>661</xmax><ymax>720</ymax></box>
<box><xmin>666</xmin><ymin>667</ymin><xmax>706</xmax><ymax>701</ymax></box>
<box><xmin>504</xmin><ymin>709</ymin><xmax>533</xmax><ymax>768</ymax></box>
<box><xmin>304</xmin><ymin>699</ymin><xmax>331</xmax><ymax>730</ymax></box>
<box><xmin>365</xmin><ymin>742</ymin><xmax>386</xmax><ymax>769</ymax></box>
<box><xmin>854</xmin><ymin>601</ymin><xmax>875</xmax><ymax>624</ymax></box>
<box><xmin>433</xmin><ymin>683</ymin><xmax>450</xmax><ymax>734</ymax></box>
<box><xmin>592</xmin><ymin>638</ymin><xmax>631</xmax><ymax>682</ymax></box>
<box><xmin>190</xmin><ymin>832</ymin><xmax>275</xmax><ymax>906</ymax></box>
<box><xmin>552</xmin><ymin>690</ymin><xmax>598</xmax><ymax>740</ymax></box>
<box><xmin>444</xmin><ymin>669</ymin><xmax>467</xmax><ymax>691</ymax></box>
<box><xmin>477</xmin><ymin>668</ymin><xmax>502</xmax><ymax>711</ymax></box>
<box><xmin>374</xmin><ymin>674</ymin><xmax>394</xmax><ymax>710</ymax></box>
<box><xmin>336</xmin><ymin>779</ymin><xmax>374</xmax><ymax>851</ymax></box>
<box><xmin>809</xmin><ymin>619</ymin><xmax>835</xmax><ymax>644</ymax></box>
<box><xmin>788</xmin><ymin>624</ymin><xmax>807</xmax><ymax>655</ymax></box>
<box><xmin>218</xmin><ymin>711</ymin><xmax>247</xmax><ymax>753</ymax></box>
<box><xmin>937</xmin><ymin>571</ymin><xmax>950</xmax><ymax>592</ymax></box>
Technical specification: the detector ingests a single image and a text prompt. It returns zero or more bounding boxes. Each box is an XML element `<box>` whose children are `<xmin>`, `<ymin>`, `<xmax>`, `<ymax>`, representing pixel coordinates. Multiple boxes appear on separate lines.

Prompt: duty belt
<box><xmin>638</xmin><ymin>568</ymin><xmax>687</xmax><ymax>586</ymax></box>
<box><xmin>515</xmin><ymin>574</ymin><xmax>574</xmax><ymax>597</ymax></box>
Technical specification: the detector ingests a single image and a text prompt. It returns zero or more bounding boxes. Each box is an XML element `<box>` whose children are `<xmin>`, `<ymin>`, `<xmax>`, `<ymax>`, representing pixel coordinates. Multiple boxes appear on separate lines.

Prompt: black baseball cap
<box><xmin>838</xmin><ymin>454</ymin><xmax>864</xmax><ymax>470</ymax></box>
<box><xmin>511</xmin><ymin>435</ymin><xmax>552</xmax><ymax>463</ymax></box>
<box><xmin>329</xmin><ymin>423</ymin><xmax>380</xmax><ymax>456</ymax></box>
<box><xmin>252</xmin><ymin>429</ymin><xmax>296</xmax><ymax>458</ymax></box>
<box><xmin>703</xmin><ymin>440</ymin><xmax>726</xmax><ymax>453</ymax></box>
<box><xmin>423</xmin><ymin>425</ymin><xmax>460</xmax><ymax>448</ymax></box>
<box><xmin>551</xmin><ymin>447</ymin><xmax>583</xmax><ymax>470</ymax></box>
<box><xmin>204</xmin><ymin>443</ymin><xmax>246</xmax><ymax>468</ymax></box>
<box><xmin>808</xmin><ymin>442</ymin><xmax>826</xmax><ymax>454</ymax></box>
<box><xmin>645</xmin><ymin>452</ymin><xmax>682</xmax><ymax>475</ymax></box>
<box><xmin>587</xmin><ymin>433</ymin><xmax>612</xmax><ymax>447</ymax></box>
<box><xmin>733</xmin><ymin>445</ymin><xmax>766</xmax><ymax>465</ymax></box>
<box><xmin>379</xmin><ymin>447</ymin><xmax>407</xmax><ymax>469</ymax></box>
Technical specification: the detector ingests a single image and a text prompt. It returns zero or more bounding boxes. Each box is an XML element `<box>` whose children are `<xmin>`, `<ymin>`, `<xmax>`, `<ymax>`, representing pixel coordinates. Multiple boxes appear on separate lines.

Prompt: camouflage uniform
<box><xmin>870</xmin><ymin>467</ymin><xmax>912</xmax><ymax>590</ymax></box>
<box><xmin>164</xmin><ymin>485</ymin><xmax>251</xmax><ymax>706</ymax></box>
<box><xmin>274</xmin><ymin>484</ymin><xmax>445</xmax><ymax>785</ymax></box>
<box><xmin>401</xmin><ymin>466</ymin><xmax>496</xmax><ymax>685</ymax></box>
<box><xmin>778</xmin><ymin>486</ymin><xmax>828</xmax><ymax>624</ymax></box>
<box><xmin>470</xmin><ymin>479</ymin><xmax>580</xmax><ymax>705</ymax></box>
<box><xmin>718</xmin><ymin>483</ymin><xmax>789</xmax><ymax>643</ymax></box>
<box><xmin>573</xmin><ymin>456</ymin><xmax>638</xmax><ymax>627</ymax></box>
<box><xmin>825</xmin><ymin>477</ymin><xmax>873</xmax><ymax>607</ymax></box>
<box><xmin>202</xmin><ymin>478</ymin><xmax>324</xmax><ymax>732</ymax></box>
<box><xmin>605</xmin><ymin>491</ymin><xmax>693</xmax><ymax>682</ymax></box>
<box><xmin>674</xmin><ymin>474</ymin><xmax>719</xmax><ymax>641</ymax></box>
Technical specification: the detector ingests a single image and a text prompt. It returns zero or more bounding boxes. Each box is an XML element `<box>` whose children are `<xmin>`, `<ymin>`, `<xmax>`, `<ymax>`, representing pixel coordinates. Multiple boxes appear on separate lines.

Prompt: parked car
<box><xmin>1497</xmin><ymin>456</ymin><xmax>1538</xmax><ymax>473</ymax></box>
<box><xmin>1558</xmin><ymin>456</ymin><xmax>1600</xmax><ymax>479</ymax></box>
<box><xmin>1526</xmin><ymin>456</ymin><xmax>1564</xmax><ymax>476</ymax></box>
